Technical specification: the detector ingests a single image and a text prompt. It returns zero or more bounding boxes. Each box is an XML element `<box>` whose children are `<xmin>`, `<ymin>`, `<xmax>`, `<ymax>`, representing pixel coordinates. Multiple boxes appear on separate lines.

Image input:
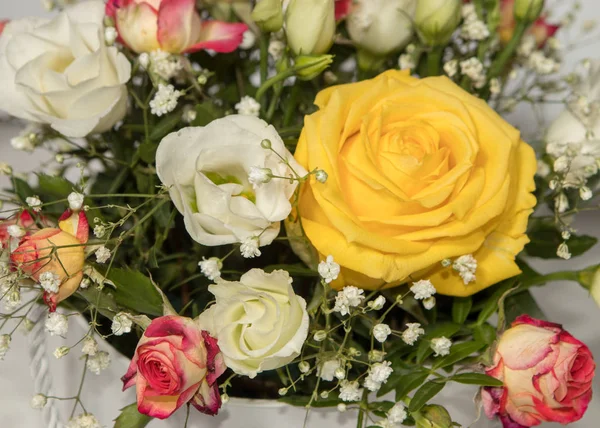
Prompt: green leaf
<box><xmin>476</xmin><ymin>279</ymin><xmax>516</xmax><ymax>325</ymax></box>
<box><xmin>408</xmin><ymin>380</ymin><xmax>446</xmax><ymax>413</ymax></box>
<box><xmin>432</xmin><ymin>341</ymin><xmax>485</xmax><ymax>370</ymax></box>
<box><xmin>503</xmin><ymin>290</ymin><xmax>546</xmax><ymax>325</ymax></box>
<box><xmin>138</xmin><ymin>141</ymin><xmax>158</xmax><ymax>164</ymax></box>
<box><xmin>395</xmin><ymin>371</ymin><xmax>430</xmax><ymax>401</ymax></box>
<box><xmin>149</xmin><ymin>111</ymin><xmax>181</xmax><ymax>141</ymax></box>
<box><xmin>525</xmin><ymin>218</ymin><xmax>597</xmax><ymax>259</ymax></box>
<box><xmin>114</xmin><ymin>402</ymin><xmax>152</xmax><ymax>428</ymax></box>
<box><xmin>264</xmin><ymin>264</ymin><xmax>318</xmax><ymax>277</ymax></box>
<box><xmin>450</xmin><ymin>373</ymin><xmax>503</xmax><ymax>387</ymax></box>
<box><xmin>36</xmin><ymin>174</ymin><xmax>74</xmax><ymax>198</ymax></box>
<box><xmin>192</xmin><ymin>101</ymin><xmax>221</xmax><ymax>127</ymax></box>
<box><xmin>473</xmin><ymin>323</ymin><xmax>496</xmax><ymax>345</ymax></box>
<box><xmin>452</xmin><ymin>296</ymin><xmax>472</xmax><ymax>324</ymax></box>
<box><xmin>10</xmin><ymin>177</ymin><xmax>34</xmax><ymax>202</ymax></box>
<box><xmin>76</xmin><ymin>287</ymin><xmax>118</xmax><ymax>320</ymax></box>
<box><xmin>107</xmin><ymin>269</ymin><xmax>163</xmax><ymax>316</ymax></box>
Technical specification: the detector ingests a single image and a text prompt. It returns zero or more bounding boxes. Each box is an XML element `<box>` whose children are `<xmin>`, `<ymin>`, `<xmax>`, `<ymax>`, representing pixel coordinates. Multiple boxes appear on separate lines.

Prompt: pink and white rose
<box><xmin>122</xmin><ymin>315</ymin><xmax>226</xmax><ymax>419</ymax></box>
<box><xmin>106</xmin><ymin>0</ymin><xmax>248</xmax><ymax>54</ymax></box>
<box><xmin>483</xmin><ymin>315</ymin><xmax>595</xmax><ymax>427</ymax></box>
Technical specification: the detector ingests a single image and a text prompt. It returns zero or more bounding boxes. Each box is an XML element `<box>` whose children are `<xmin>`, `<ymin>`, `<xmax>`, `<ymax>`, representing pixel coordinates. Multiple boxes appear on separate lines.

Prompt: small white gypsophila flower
<box><xmin>3</xmin><ymin>289</ymin><xmax>21</xmax><ymax>311</ymax></box>
<box><xmin>235</xmin><ymin>95</ymin><xmax>261</xmax><ymax>117</ymax></box>
<box><xmin>557</xmin><ymin>242</ymin><xmax>571</xmax><ymax>260</ymax></box>
<box><xmin>54</xmin><ymin>346</ymin><xmax>70</xmax><ymax>359</ymax></box>
<box><xmin>182</xmin><ymin>106</ymin><xmax>197</xmax><ymax>123</ymax></box>
<box><xmin>364</xmin><ymin>361</ymin><xmax>393</xmax><ymax>392</ymax></box>
<box><xmin>11</xmin><ymin>135</ymin><xmax>35</xmax><ymax>152</ymax></box>
<box><xmin>240</xmin><ymin>30</ymin><xmax>256</xmax><ymax>50</ymax></box>
<box><xmin>248</xmin><ymin>166</ymin><xmax>273</xmax><ymax>188</ymax></box>
<box><xmin>45</xmin><ymin>312</ymin><xmax>68</xmax><ymax>337</ymax></box>
<box><xmin>387</xmin><ymin>403</ymin><xmax>408</xmax><ymax>425</ymax></box>
<box><xmin>93</xmin><ymin>225</ymin><xmax>106</xmax><ymax>238</ymax></box>
<box><xmin>319</xmin><ymin>359</ymin><xmax>341</xmax><ymax>381</ymax></box>
<box><xmin>240</xmin><ymin>236</ymin><xmax>261</xmax><ymax>258</ymax></box>
<box><xmin>7</xmin><ymin>224</ymin><xmax>24</xmax><ymax>238</ymax></box>
<box><xmin>66</xmin><ymin>413</ymin><xmax>102</xmax><ymax>428</ymax></box>
<box><xmin>410</xmin><ymin>279</ymin><xmax>436</xmax><ymax>300</ymax></box>
<box><xmin>150</xmin><ymin>84</ymin><xmax>182</xmax><ymax>117</ymax></box>
<box><xmin>555</xmin><ymin>193</ymin><xmax>569</xmax><ymax>214</ymax></box>
<box><xmin>423</xmin><ymin>296</ymin><xmax>436</xmax><ymax>310</ymax></box>
<box><xmin>104</xmin><ymin>27</ymin><xmax>118</xmax><ymax>45</ymax></box>
<box><xmin>444</xmin><ymin>59</ymin><xmax>458</xmax><ymax>77</ymax></box>
<box><xmin>0</xmin><ymin>334</ymin><xmax>10</xmax><ymax>360</ymax></box>
<box><xmin>398</xmin><ymin>54</ymin><xmax>416</xmax><ymax>70</ymax></box>
<box><xmin>149</xmin><ymin>50</ymin><xmax>183</xmax><ymax>80</ymax></box>
<box><xmin>580</xmin><ymin>186</ymin><xmax>593</xmax><ymax>201</ymax></box>
<box><xmin>79</xmin><ymin>278</ymin><xmax>91</xmax><ymax>289</ymax></box>
<box><xmin>68</xmin><ymin>192</ymin><xmax>85</xmax><ymax>211</ymax></box>
<box><xmin>528</xmin><ymin>51</ymin><xmax>559</xmax><ymax>75</ymax></box>
<box><xmin>518</xmin><ymin>35</ymin><xmax>536</xmax><ymax>57</ymax></box>
<box><xmin>268</xmin><ymin>39</ymin><xmax>285</xmax><ymax>60</ymax></box>
<box><xmin>318</xmin><ymin>255</ymin><xmax>340</xmax><ymax>283</ymax></box>
<box><xmin>462</xmin><ymin>19</ymin><xmax>490</xmax><ymax>41</ymax></box>
<box><xmin>313</xmin><ymin>330</ymin><xmax>327</xmax><ymax>342</ymax></box>
<box><xmin>452</xmin><ymin>254</ymin><xmax>477</xmax><ymax>285</ymax></box>
<box><xmin>81</xmin><ymin>336</ymin><xmax>98</xmax><ymax>356</ymax></box>
<box><xmin>138</xmin><ymin>52</ymin><xmax>150</xmax><ymax>69</ymax></box>
<box><xmin>373</xmin><ymin>323</ymin><xmax>392</xmax><ymax>343</ymax></box>
<box><xmin>337</xmin><ymin>403</ymin><xmax>347</xmax><ymax>412</ymax></box>
<box><xmin>298</xmin><ymin>361</ymin><xmax>310</xmax><ymax>373</ymax></box>
<box><xmin>490</xmin><ymin>78</ymin><xmax>501</xmax><ymax>95</ymax></box>
<box><xmin>111</xmin><ymin>313</ymin><xmax>133</xmax><ymax>336</ymax></box>
<box><xmin>315</xmin><ymin>169</ymin><xmax>328</xmax><ymax>183</ymax></box>
<box><xmin>198</xmin><ymin>257</ymin><xmax>222</xmax><ymax>281</ymax></box>
<box><xmin>401</xmin><ymin>323</ymin><xmax>425</xmax><ymax>346</ymax></box>
<box><xmin>333</xmin><ymin>286</ymin><xmax>365</xmax><ymax>316</ymax></box>
<box><xmin>95</xmin><ymin>246</ymin><xmax>111</xmax><ymax>264</ymax></box>
<box><xmin>562</xmin><ymin>230</ymin><xmax>571</xmax><ymax>240</ymax></box>
<box><xmin>86</xmin><ymin>351</ymin><xmax>111</xmax><ymax>375</ymax></box>
<box><xmin>39</xmin><ymin>271</ymin><xmax>60</xmax><ymax>294</ymax></box>
<box><xmin>368</xmin><ymin>295</ymin><xmax>386</xmax><ymax>311</ymax></box>
<box><xmin>461</xmin><ymin>3</ymin><xmax>476</xmax><ymax>19</ymax></box>
<box><xmin>338</xmin><ymin>380</ymin><xmax>363</xmax><ymax>402</ymax></box>
<box><xmin>334</xmin><ymin>367</ymin><xmax>346</xmax><ymax>380</ymax></box>
<box><xmin>30</xmin><ymin>394</ymin><xmax>47</xmax><ymax>410</ymax></box>
<box><xmin>431</xmin><ymin>337</ymin><xmax>452</xmax><ymax>357</ymax></box>
<box><xmin>26</xmin><ymin>196</ymin><xmax>42</xmax><ymax>212</ymax></box>
<box><xmin>0</xmin><ymin>162</ymin><xmax>12</xmax><ymax>175</ymax></box>
<box><xmin>460</xmin><ymin>57</ymin><xmax>486</xmax><ymax>88</ymax></box>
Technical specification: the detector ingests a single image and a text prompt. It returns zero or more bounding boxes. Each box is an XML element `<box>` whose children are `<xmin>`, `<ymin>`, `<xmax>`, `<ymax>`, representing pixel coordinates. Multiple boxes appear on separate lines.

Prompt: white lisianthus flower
<box><xmin>0</xmin><ymin>1</ymin><xmax>131</xmax><ymax>137</ymax></box>
<box><xmin>199</xmin><ymin>269</ymin><xmax>309</xmax><ymax>378</ymax></box>
<box><xmin>156</xmin><ymin>116</ymin><xmax>307</xmax><ymax>248</ymax></box>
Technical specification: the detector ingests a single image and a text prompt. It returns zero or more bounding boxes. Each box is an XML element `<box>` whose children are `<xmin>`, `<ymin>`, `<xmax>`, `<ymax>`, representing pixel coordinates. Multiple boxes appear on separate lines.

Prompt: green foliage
<box><xmin>106</xmin><ymin>269</ymin><xmax>164</xmax><ymax>316</ymax></box>
<box><xmin>451</xmin><ymin>297</ymin><xmax>472</xmax><ymax>324</ymax></box>
<box><xmin>409</xmin><ymin>380</ymin><xmax>447</xmax><ymax>413</ymax></box>
<box><xmin>450</xmin><ymin>373</ymin><xmax>503</xmax><ymax>387</ymax></box>
<box><xmin>525</xmin><ymin>218</ymin><xmax>597</xmax><ymax>259</ymax></box>
<box><xmin>113</xmin><ymin>403</ymin><xmax>152</xmax><ymax>428</ymax></box>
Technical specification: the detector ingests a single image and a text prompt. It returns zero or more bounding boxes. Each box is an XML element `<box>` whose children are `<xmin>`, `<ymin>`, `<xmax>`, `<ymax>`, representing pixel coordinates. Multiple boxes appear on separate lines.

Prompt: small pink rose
<box><xmin>105</xmin><ymin>0</ymin><xmax>248</xmax><ymax>54</ymax></box>
<box><xmin>483</xmin><ymin>315</ymin><xmax>595</xmax><ymax>428</ymax></box>
<box><xmin>122</xmin><ymin>315</ymin><xmax>226</xmax><ymax>419</ymax></box>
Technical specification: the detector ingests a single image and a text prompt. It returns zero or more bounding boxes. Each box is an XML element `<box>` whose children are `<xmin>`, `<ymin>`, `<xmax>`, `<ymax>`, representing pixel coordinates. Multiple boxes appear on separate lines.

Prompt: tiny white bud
<box><xmin>298</xmin><ymin>361</ymin><xmax>310</xmax><ymax>373</ymax></box>
<box><xmin>315</xmin><ymin>169</ymin><xmax>328</xmax><ymax>183</ymax></box>
<box><xmin>54</xmin><ymin>346</ymin><xmax>70</xmax><ymax>359</ymax></box>
<box><xmin>313</xmin><ymin>330</ymin><xmax>327</xmax><ymax>342</ymax></box>
<box><xmin>67</xmin><ymin>192</ymin><xmax>85</xmax><ymax>211</ymax></box>
<box><xmin>278</xmin><ymin>388</ymin><xmax>288</xmax><ymax>396</ymax></box>
<box><xmin>30</xmin><ymin>394</ymin><xmax>47</xmax><ymax>410</ymax></box>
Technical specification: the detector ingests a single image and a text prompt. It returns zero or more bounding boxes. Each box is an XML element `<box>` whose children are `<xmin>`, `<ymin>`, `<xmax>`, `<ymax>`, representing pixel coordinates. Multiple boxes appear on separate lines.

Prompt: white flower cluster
<box><xmin>410</xmin><ymin>279</ymin><xmax>436</xmax><ymax>300</ymax></box>
<box><xmin>364</xmin><ymin>361</ymin><xmax>393</xmax><ymax>392</ymax></box>
<box><xmin>95</xmin><ymin>246</ymin><xmax>111</xmax><ymax>264</ymax></box>
<box><xmin>150</xmin><ymin>84</ymin><xmax>182</xmax><ymax>117</ymax></box>
<box><xmin>111</xmin><ymin>313</ymin><xmax>133</xmax><ymax>336</ymax></box>
<box><xmin>460</xmin><ymin>58</ymin><xmax>486</xmax><ymax>88</ymax></box>
<box><xmin>199</xmin><ymin>257</ymin><xmax>222</xmax><ymax>281</ymax></box>
<box><xmin>240</xmin><ymin>236</ymin><xmax>261</xmax><ymax>258</ymax></box>
<box><xmin>66</xmin><ymin>413</ymin><xmax>101</xmax><ymax>428</ymax></box>
<box><xmin>333</xmin><ymin>286</ymin><xmax>365</xmax><ymax>316</ymax></box>
<box><xmin>235</xmin><ymin>96</ymin><xmax>261</xmax><ymax>117</ymax></box>
<box><xmin>431</xmin><ymin>336</ymin><xmax>452</xmax><ymax>357</ymax></box>
<box><xmin>318</xmin><ymin>255</ymin><xmax>340</xmax><ymax>284</ymax></box>
<box><xmin>146</xmin><ymin>50</ymin><xmax>184</xmax><ymax>80</ymax></box>
<box><xmin>39</xmin><ymin>271</ymin><xmax>60</xmax><ymax>294</ymax></box>
<box><xmin>376</xmin><ymin>402</ymin><xmax>407</xmax><ymax>428</ymax></box>
<box><xmin>452</xmin><ymin>254</ymin><xmax>477</xmax><ymax>284</ymax></box>
<box><xmin>0</xmin><ymin>334</ymin><xmax>10</xmax><ymax>360</ymax></box>
<box><xmin>86</xmin><ymin>351</ymin><xmax>111</xmax><ymax>375</ymax></box>
<box><xmin>461</xmin><ymin>4</ymin><xmax>489</xmax><ymax>41</ymax></box>
<box><xmin>401</xmin><ymin>323</ymin><xmax>424</xmax><ymax>346</ymax></box>
<box><xmin>338</xmin><ymin>380</ymin><xmax>363</xmax><ymax>402</ymax></box>
<box><xmin>45</xmin><ymin>313</ymin><xmax>68</xmax><ymax>337</ymax></box>
<box><xmin>26</xmin><ymin>196</ymin><xmax>42</xmax><ymax>212</ymax></box>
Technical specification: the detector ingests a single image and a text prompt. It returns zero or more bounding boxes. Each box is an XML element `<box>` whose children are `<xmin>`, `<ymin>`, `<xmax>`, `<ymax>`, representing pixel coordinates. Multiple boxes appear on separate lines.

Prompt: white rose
<box><xmin>0</xmin><ymin>1</ymin><xmax>131</xmax><ymax>138</ymax></box>
<box><xmin>198</xmin><ymin>269</ymin><xmax>309</xmax><ymax>378</ymax></box>
<box><xmin>156</xmin><ymin>115</ymin><xmax>307</xmax><ymax>247</ymax></box>
<box><xmin>347</xmin><ymin>0</ymin><xmax>416</xmax><ymax>56</ymax></box>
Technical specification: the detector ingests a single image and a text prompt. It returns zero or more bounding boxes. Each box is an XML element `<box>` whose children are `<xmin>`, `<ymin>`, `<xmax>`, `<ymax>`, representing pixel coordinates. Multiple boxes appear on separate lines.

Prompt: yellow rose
<box><xmin>293</xmin><ymin>70</ymin><xmax>536</xmax><ymax>296</ymax></box>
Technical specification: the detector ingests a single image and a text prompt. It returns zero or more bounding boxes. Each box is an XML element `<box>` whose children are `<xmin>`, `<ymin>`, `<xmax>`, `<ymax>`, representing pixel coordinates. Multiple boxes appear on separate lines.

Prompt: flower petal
<box><xmin>184</xmin><ymin>21</ymin><xmax>248</xmax><ymax>53</ymax></box>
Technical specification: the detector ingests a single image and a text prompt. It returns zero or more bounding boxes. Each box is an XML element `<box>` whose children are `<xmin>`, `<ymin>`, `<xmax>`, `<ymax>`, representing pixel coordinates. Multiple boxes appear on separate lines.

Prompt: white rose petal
<box><xmin>198</xmin><ymin>269</ymin><xmax>309</xmax><ymax>378</ymax></box>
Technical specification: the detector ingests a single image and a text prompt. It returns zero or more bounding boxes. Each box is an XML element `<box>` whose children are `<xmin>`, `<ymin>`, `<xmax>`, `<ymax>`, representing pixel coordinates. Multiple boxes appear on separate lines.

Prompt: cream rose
<box><xmin>198</xmin><ymin>269</ymin><xmax>309</xmax><ymax>378</ymax></box>
<box><xmin>156</xmin><ymin>115</ymin><xmax>307</xmax><ymax>247</ymax></box>
<box><xmin>0</xmin><ymin>1</ymin><xmax>131</xmax><ymax>138</ymax></box>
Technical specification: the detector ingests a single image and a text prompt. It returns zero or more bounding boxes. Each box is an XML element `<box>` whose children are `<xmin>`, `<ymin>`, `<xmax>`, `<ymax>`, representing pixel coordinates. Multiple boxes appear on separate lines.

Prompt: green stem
<box><xmin>488</xmin><ymin>20</ymin><xmax>528</xmax><ymax>79</ymax></box>
<box><xmin>256</xmin><ymin>61</ymin><xmax>327</xmax><ymax>102</ymax></box>
<box><xmin>260</xmin><ymin>34</ymin><xmax>269</xmax><ymax>85</ymax></box>
<box><xmin>283</xmin><ymin>84</ymin><xmax>301</xmax><ymax>127</ymax></box>
<box><xmin>426</xmin><ymin>46</ymin><xmax>444</xmax><ymax>77</ymax></box>
<box><xmin>356</xmin><ymin>389</ymin><xmax>369</xmax><ymax>428</ymax></box>
<box><xmin>266</xmin><ymin>85</ymin><xmax>283</xmax><ymax>122</ymax></box>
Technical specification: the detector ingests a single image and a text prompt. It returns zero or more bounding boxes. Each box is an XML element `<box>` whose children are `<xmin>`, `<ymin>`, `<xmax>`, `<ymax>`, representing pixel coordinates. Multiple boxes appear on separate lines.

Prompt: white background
<box><xmin>1</xmin><ymin>1</ymin><xmax>600</xmax><ymax>427</ymax></box>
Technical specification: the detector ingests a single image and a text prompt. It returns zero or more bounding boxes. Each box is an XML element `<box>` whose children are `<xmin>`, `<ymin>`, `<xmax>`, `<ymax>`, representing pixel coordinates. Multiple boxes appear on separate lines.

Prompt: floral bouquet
<box><xmin>1</xmin><ymin>0</ymin><xmax>599</xmax><ymax>427</ymax></box>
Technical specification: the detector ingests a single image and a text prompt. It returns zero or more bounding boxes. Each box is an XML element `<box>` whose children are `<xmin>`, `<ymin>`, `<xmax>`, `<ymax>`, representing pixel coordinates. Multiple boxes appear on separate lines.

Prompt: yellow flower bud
<box><xmin>415</xmin><ymin>0</ymin><xmax>462</xmax><ymax>46</ymax></box>
<box><xmin>285</xmin><ymin>0</ymin><xmax>336</xmax><ymax>55</ymax></box>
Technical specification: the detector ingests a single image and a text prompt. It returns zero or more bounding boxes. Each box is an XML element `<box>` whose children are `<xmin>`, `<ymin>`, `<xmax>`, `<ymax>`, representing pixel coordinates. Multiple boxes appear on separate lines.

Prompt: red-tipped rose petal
<box><xmin>184</xmin><ymin>21</ymin><xmax>248</xmax><ymax>54</ymax></box>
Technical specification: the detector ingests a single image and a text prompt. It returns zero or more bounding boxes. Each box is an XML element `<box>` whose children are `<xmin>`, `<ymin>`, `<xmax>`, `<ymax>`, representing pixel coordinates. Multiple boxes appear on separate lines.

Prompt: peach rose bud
<box><xmin>122</xmin><ymin>315</ymin><xmax>226</xmax><ymax>419</ymax></box>
<box><xmin>10</xmin><ymin>209</ymin><xmax>89</xmax><ymax>311</ymax></box>
<box><xmin>105</xmin><ymin>0</ymin><xmax>248</xmax><ymax>54</ymax></box>
<box><xmin>482</xmin><ymin>315</ymin><xmax>595</xmax><ymax>427</ymax></box>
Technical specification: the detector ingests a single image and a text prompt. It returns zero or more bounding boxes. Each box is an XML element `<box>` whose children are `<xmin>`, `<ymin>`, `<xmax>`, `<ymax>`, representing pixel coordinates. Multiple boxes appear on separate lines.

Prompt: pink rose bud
<box><xmin>122</xmin><ymin>315</ymin><xmax>226</xmax><ymax>419</ymax></box>
<box><xmin>105</xmin><ymin>0</ymin><xmax>248</xmax><ymax>54</ymax></box>
<box><xmin>483</xmin><ymin>315</ymin><xmax>595</xmax><ymax>427</ymax></box>
<box><xmin>10</xmin><ymin>209</ymin><xmax>88</xmax><ymax>311</ymax></box>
